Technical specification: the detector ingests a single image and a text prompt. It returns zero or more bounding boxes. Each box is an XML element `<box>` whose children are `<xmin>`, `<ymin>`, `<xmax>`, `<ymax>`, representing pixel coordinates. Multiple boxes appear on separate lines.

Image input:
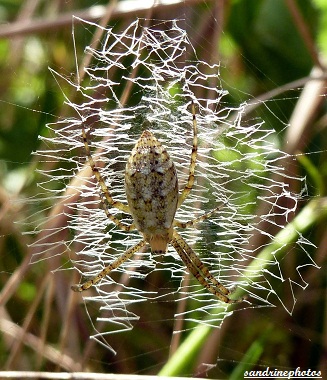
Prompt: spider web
<box><xmin>30</xmin><ymin>18</ymin><xmax>317</xmax><ymax>352</ymax></box>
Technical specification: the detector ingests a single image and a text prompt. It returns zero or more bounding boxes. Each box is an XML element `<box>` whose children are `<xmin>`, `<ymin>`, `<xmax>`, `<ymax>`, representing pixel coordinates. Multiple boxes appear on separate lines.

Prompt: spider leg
<box><xmin>100</xmin><ymin>198</ymin><xmax>135</xmax><ymax>231</ymax></box>
<box><xmin>174</xmin><ymin>204</ymin><xmax>222</xmax><ymax>229</ymax></box>
<box><xmin>171</xmin><ymin>230</ymin><xmax>239</xmax><ymax>303</ymax></box>
<box><xmin>177</xmin><ymin>101</ymin><xmax>197</xmax><ymax>208</ymax></box>
<box><xmin>82</xmin><ymin>126</ymin><xmax>130</xmax><ymax>214</ymax></box>
<box><xmin>71</xmin><ymin>239</ymin><xmax>146</xmax><ymax>292</ymax></box>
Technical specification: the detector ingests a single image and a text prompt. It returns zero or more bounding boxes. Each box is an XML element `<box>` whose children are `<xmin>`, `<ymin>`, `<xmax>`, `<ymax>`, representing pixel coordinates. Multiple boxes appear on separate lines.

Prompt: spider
<box><xmin>71</xmin><ymin>101</ymin><xmax>240</xmax><ymax>304</ymax></box>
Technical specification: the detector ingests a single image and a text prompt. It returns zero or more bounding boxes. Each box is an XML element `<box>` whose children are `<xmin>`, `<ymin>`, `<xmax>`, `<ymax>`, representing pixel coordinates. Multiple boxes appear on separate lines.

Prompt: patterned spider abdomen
<box><xmin>125</xmin><ymin>130</ymin><xmax>178</xmax><ymax>253</ymax></box>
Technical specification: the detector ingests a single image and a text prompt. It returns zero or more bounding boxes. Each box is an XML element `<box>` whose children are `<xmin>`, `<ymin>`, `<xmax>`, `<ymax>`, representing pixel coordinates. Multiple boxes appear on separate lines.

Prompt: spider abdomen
<box><xmin>125</xmin><ymin>130</ymin><xmax>178</xmax><ymax>251</ymax></box>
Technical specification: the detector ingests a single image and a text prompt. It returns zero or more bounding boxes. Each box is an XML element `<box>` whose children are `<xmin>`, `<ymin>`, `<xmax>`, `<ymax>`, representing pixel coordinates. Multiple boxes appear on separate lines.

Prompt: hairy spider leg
<box><xmin>177</xmin><ymin>101</ymin><xmax>198</xmax><ymax>208</ymax></box>
<box><xmin>100</xmin><ymin>198</ymin><xmax>135</xmax><ymax>231</ymax></box>
<box><xmin>171</xmin><ymin>230</ymin><xmax>239</xmax><ymax>303</ymax></box>
<box><xmin>81</xmin><ymin>126</ymin><xmax>134</xmax><ymax>231</ymax></box>
<box><xmin>174</xmin><ymin>204</ymin><xmax>223</xmax><ymax>229</ymax></box>
<box><xmin>71</xmin><ymin>239</ymin><xmax>146</xmax><ymax>292</ymax></box>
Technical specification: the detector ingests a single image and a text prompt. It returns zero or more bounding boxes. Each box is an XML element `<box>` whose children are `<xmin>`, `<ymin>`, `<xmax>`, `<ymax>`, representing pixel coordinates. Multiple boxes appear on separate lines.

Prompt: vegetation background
<box><xmin>0</xmin><ymin>0</ymin><xmax>326</xmax><ymax>378</ymax></box>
